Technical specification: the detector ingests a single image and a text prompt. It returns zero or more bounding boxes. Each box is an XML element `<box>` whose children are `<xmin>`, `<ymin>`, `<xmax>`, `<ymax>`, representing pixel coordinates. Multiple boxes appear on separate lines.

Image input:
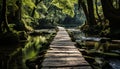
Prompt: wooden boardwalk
<box><xmin>41</xmin><ymin>27</ymin><xmax>92</xmax><ymax>69</ymax></box>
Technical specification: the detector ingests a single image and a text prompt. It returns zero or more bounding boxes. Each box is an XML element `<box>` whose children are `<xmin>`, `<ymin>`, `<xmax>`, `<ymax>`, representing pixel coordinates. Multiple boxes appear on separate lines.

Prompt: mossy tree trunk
<box><xmin>0</xmin><ymin>0</ymin><xmax>10</xmax><ymax>33</ymax></box>
<box><xmin>95</xmin><ymin>0</ymin><xmax>102</xmax><ymax>22</ymax></box>
<box><xmin>78</xmin><ymin>0</ymin><xmax>96</xmax><ymax>26</ymax></box>
<box><xmin>87</xmin><ymin>0</ymin><xmax>96</xmax><ymax>26</ymax></box>
<box><xmin>119</xmin><ymin>0</ymin><xmax>120</xmax><ymax>9</ymax></box>
<box><xmin>15</xmin><ymin>0</ymin><xmax>22</xmax><ymax>22</ymax></box>
<box><xmin>13</xmin><ymin>0</ymin><xmax>26</xmax><ymax>31</ymax></box>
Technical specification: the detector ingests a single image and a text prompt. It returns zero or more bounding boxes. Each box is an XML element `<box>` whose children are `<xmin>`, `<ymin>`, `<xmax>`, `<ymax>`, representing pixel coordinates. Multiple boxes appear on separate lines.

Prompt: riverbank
<box><xmin>67</xmin><ymin>28</ymin><xmax>120</xmax><ymax>69</ymax></box>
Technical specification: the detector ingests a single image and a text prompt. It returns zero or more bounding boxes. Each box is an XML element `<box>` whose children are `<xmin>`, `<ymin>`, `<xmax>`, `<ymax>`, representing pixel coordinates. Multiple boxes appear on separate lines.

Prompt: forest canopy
<box><xmin>52</xmin><ymin>0</ymin><xmax>77</xmax><ymax>17</ymax></box>
<box><xmin>0</xmin><ymin>0</ymin><xmax>120</xmax><ymax>39</ymax></box>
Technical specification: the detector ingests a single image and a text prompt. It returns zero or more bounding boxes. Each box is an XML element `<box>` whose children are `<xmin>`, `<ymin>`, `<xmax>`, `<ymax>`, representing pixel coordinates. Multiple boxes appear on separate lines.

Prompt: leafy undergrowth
<box><xmin>0</xmin><ymin>29</ymin><xmax>56</xmax><ymax>69</ymax></box>
<box><xmin>24</xmin><ymin>30</ymin><xmax>56</xmax><ymax>69</ymax></box>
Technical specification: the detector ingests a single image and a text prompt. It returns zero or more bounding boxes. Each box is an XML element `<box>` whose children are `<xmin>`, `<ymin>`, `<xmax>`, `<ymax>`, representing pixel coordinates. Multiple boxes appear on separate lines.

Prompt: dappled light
<box><xmin>0</xmin><ymin>0</ymin><xmax>120</xmax><ymax>69</ymax></box>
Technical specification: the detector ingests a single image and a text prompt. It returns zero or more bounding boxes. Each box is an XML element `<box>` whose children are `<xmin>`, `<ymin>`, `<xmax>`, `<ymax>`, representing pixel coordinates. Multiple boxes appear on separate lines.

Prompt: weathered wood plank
<box><xmin>41</xmin><ymin>27</ymin><xmax>92</xmax><ymax>69</ymax></box>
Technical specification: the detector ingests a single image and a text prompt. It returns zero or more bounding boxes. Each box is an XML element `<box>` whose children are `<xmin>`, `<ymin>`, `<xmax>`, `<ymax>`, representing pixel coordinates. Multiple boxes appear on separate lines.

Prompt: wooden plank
<box><xmin>41</xmin><ymin>27</ymin><xmax>92</xmax><ymax>69</ymax></box>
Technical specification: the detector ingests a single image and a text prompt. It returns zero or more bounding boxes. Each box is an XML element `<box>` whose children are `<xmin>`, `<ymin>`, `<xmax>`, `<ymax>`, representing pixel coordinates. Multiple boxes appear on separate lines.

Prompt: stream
<box><xmin>67</xmin><ymin>28</ymin><xmax>120</xmax><ymax>69</ymax></box>
<box><xmin>109</xmin><ymin>59</ymin><xmax>120</xmax><ymax>69</ymax></box>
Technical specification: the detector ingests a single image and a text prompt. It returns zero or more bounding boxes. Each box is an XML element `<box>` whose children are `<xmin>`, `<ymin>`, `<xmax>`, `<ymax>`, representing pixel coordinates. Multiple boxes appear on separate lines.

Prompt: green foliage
<box><xmin>22</xmin><ymin>36</ymin><xmax>41</xmax><ymax>62</ymax></box>
<box><xmin>7</xmin><ymin>0</ymin><xmax>18</xmax><ymax>11</ymax></box>
<box><xmin>21</xmin><ymin>19</ymin><xmax>33</xmax><ymax>31</ymax></box>
<box><xmin>22</xmin><ymin>36</ymin><xmax>45</xmax><ymax>54</ymax></box>
<box><xmin>22</xmin><ymin>31</ymin><xmax>55</xmax><ymax>62</ymax></box>
<box><xmin>34</xmin><ymin>10</ymin><xmax>40</xmax><ymax>18</ymax></box>
<box><xmin>22</xmin><ymin>0</ymin><xmax>36</xmax><ymax>9</ymax></box>
<box><xmin>99</xmin><ymin>20</ymin><xmax>110</xmax><ymax>36</ymax></box>
<box><xmin>22</xmin><ymin>0</ymin><xmax>35</xmax><ymax>18</ymax></box>
<box><xmin>38</xmin><ymin>1</ymin><xmax>48</xmax><ymax>13</ymax></box>
<box><xmin>94</xmin><ymin>0</ymin><xmax>104</xmax><ymax>20</ymax></box>
<box><xmin>52</xmin><ymin>0</ymin><xmax>77</xmax><ymax>17</ymax></box>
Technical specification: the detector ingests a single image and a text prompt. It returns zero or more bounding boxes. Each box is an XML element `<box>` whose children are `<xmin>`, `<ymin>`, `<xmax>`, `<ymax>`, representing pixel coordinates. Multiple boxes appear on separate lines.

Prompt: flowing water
<box><xmin>109</xmin><ymin>59</ymin><xmax>120</xmax><ymax>69</ymax></box>
<box><xmin>67</xmin><ymin>28</ymin><xmax>120</xmax><ymax>69</ymax></box>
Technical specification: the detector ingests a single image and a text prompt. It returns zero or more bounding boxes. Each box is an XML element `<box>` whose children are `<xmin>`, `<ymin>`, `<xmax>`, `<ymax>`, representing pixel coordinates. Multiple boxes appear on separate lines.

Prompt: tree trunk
<box><xmin>81</xmin><ymin>2</ymin><xmax>89</xmax><ymax>23</ymax></box>
<box><xmin>16</xmin><ymin>0</ymin><xmax>22</xmax><ymax>21</ymax></box>
<box><xmin>95</xmin><ymin>0</ymin><xmax>102</xmax><ymax>22</ymax></box>
<box><xmin>3</xmin><ymin>0</ymin><xmax>10</xmax><ymax>32</ymax></box>
<box><xmin>87</xmin><ymin>0</ymin><xmax>96</xmax><ymax>26</ymax></box>
<box><xmin>0</xmin><ymin>16</ymin><xmax>2</xmax><ymax>32</ymax></box>
<box><xmin>118</xmin><ymin>0</ymin><xmax>120</xmax><ymax>10</ymax></box>
<box><xmin>78</xmin><ymin>0</ymin><xmax>96</xmax><ymax>26</ymax></box>
<box><xmin>101</xmin><ymin>0</ymin><xmax>120</xmax><ymax>37</ymax></box>
<box><xmin>78</xmin><ymin>0</ymin><xmax>89</xmax><ymax>24</ymax></box>
<box><xmin>0</xmin><ymin>0</ymin><xmax>10</xmax><ymax>32</ymax></box>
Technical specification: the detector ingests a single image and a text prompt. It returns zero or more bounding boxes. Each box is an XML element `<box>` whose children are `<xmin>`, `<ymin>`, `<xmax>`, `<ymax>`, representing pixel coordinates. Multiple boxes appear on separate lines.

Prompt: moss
<box><xmin>23</xmin><ymin>31</ymin><xmax>56</xmax><ymax>69</ymax></box>
<box><xmin>86</xmin><ymin>50</ymin><xmax>120</xmax><ymax>58</ymax></box>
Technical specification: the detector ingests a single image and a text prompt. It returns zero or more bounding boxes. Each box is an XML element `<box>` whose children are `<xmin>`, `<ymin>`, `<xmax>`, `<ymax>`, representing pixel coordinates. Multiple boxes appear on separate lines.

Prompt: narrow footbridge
<box><xmin>41</xmin><ymin>27</ymin><xmax>92</xmax><ymax>69</ymax></box>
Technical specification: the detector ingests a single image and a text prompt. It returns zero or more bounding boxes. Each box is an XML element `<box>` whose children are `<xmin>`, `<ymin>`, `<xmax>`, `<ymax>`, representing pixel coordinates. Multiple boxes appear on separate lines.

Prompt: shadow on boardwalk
<box><xmin>41</xmin><ymin>27</ymin><xmax>92</xmax><ymax>69</ymax></box>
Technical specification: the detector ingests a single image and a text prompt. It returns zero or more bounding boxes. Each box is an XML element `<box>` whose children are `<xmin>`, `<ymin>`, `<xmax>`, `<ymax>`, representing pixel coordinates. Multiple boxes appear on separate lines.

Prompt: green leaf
<box><xmin>52</xmin><ymin>0</ymin><xmax>78</xmax><ymax>17</ymax></box>
<box><xmin>34</xmin><ymin>10</ymin><xmax>40</xmax><ymax>18</ymax></box>
<box><xmin>22</xmin><ymin>0</ymin><xmax>36</xmax><ymax>9</ymax></box>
